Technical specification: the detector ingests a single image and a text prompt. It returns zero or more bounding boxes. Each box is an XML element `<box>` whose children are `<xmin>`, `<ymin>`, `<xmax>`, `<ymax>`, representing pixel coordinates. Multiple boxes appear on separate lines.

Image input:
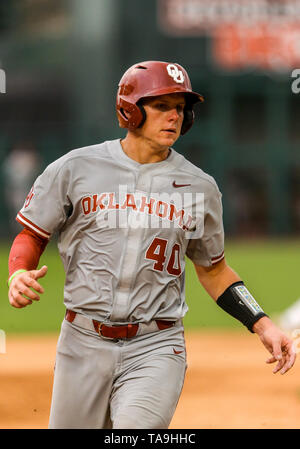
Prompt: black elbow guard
<box><xmin>216</xmin><ymin>281</ymin><xmax>268</xmax><ymax>333</ymax></box>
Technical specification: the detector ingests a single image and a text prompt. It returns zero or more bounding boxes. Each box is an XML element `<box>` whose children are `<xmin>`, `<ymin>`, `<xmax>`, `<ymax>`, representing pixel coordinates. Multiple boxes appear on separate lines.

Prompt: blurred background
<box><xmin>1</xmin><ymin>0</ymin><xmax>300</xmax><ymax>334</ymax></box>
<box><xmin>2</xmin><ymin>3</ymin><xmax>300</xmax><ymax>430</ymax></box>
<box><xmin>0</xmin><ymin>0</ymin><xmax>300</xmax><ymax>237</ymax></box>
<box><xmin>0</xmin><ymin>0</ymin><xmax>300</xmax><ymax>239</ymax></box>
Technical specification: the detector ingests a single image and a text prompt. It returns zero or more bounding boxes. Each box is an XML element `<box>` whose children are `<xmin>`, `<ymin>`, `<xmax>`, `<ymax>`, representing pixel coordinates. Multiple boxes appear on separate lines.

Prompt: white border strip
<box><xmin>16</xmin><ymin>213</ymin><xmax>50</xmax><ymax>239</ymax></box>
<box><xmin>211</xmin><ymin>251</ymin><xmax>225</xmax><ymax>265</ymax></box>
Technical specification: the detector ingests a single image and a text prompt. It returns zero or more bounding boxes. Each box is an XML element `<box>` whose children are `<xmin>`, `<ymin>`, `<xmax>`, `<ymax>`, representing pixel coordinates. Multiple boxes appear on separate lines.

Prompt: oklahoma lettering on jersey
<box><xmin>81</xmin><ymin>191</ymin><xmax>197</xmax><ymax>231</ymax></box>
<box><xmin>16</xmin><ymin>139</ymin><xmax>225</xmax><ymax>322</ymax></box>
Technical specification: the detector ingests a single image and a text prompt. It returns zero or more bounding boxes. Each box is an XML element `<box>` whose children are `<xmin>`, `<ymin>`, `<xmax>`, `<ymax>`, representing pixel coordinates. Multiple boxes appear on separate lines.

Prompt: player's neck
<box><xmin>120</xmin><ymin>134</ymin><xmax>170</xmax><ymax>164</ymax></box>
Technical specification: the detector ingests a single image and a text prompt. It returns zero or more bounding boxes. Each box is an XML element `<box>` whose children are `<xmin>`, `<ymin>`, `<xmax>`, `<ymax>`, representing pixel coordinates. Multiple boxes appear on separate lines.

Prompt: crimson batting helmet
<box><xmin>116</xmin><ymin>61</ymin><xmax>204</xmax><ymax>135</ymax></box>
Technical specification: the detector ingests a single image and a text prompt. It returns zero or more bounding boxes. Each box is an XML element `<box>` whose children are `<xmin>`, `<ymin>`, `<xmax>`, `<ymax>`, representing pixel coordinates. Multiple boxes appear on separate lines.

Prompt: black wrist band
<box><xmin>216</xmin><ymin>281</ymin><xmax>268</xmax><ymax>333</ymax></box>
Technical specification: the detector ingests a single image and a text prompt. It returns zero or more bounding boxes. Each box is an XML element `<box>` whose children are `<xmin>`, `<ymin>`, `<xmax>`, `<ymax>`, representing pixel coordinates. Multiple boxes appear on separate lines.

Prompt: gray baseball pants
<box><xmin>48</xmin><ymin>317</ymin><xmax>187</xmax><ymax>429</ymax></box>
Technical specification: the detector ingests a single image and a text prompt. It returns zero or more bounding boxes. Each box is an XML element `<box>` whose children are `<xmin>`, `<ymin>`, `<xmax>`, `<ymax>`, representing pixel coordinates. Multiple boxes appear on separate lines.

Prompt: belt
<box><xmin>65</xmin><ymin>309</ymin><xmax>176</xmax><ymax>339</ymax></box>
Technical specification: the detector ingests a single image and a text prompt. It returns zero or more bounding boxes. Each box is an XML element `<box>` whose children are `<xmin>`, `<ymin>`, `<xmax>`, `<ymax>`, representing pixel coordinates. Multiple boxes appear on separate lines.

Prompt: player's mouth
<box><xmin>161</xmin><ymin>128</ymin><xmax>177</xmax><ymax>134</ymax></box>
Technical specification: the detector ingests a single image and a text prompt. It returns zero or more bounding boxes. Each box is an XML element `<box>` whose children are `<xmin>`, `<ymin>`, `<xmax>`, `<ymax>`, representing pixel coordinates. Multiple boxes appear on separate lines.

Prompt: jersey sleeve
<box><xmin>16</xmin><ymin>158</ymin><xmax>72</xmax><ymax>239</ymax></box>
<box><xmin>186</xmin><ymin>179</ymin><xmax>224</xmax><ymax>267</ymax></box>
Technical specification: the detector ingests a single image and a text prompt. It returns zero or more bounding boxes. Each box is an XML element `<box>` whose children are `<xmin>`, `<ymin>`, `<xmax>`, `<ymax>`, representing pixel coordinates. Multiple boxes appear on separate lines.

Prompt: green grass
<box><xmin>184</xmin><ymin>239</ymin><xmax>300</xmax><ymax>330</ymax></box>
<box><xmin>1</xmin><ymin>239</ymin><xmax>300</xmax><ymax>334</ymax></box>
<box><xmin>1</xmin><ymin>241</ymin><xmax>65</xmax><ymax>334</ymax></box>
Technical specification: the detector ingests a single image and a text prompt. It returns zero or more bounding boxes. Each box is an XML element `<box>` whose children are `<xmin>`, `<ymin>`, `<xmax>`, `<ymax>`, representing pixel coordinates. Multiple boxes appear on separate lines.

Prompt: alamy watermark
<box><xmin>0</xmin><ymin>68</ymin><xmax>6</xmax><ymax>94</ymax></box>
<box><xmin>291</xmin><ymin>69</ymin><xmax>300</xmax><ymax>94</ymax></box>
<box><xmin>0</xmin><ymin>329</ymin><xmax>6</xmax><ymax>354</ymax></box>
<box><xmin>81</xmin><ymin>185</ymin><xmax>205</xmax><ymax>239</ymax></box>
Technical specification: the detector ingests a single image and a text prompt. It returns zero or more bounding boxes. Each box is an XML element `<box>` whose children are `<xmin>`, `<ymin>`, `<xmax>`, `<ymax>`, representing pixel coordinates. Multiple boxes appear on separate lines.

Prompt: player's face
<box><xmin>139</xmin><ymin>93</ymin><xmax>186</xmax><ymax>148</ymax></box>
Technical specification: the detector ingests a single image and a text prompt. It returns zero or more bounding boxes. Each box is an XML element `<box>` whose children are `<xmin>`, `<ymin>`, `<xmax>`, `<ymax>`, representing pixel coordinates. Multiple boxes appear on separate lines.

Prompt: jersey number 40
<box><xmin>145</xmin><ymin>237</ymin><xmax>182</xmax><ymax>276</ymax></box>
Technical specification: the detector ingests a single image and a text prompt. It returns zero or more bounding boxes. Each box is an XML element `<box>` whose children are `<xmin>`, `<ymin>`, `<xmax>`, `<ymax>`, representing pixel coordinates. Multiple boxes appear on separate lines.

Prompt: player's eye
<box><xmin>154</xmin><ymin>103</ymin><xmax>168</xmax><ymax>111</ymax></box>
<box><xmin>176</xmin><ymin>104</ymin><xmax>185</xmax><ymax>114</ymax></box>
<box><xmin>151</xmin><ymin>102</ymin><xmax>185</xmax><ymax>114</ymax></box>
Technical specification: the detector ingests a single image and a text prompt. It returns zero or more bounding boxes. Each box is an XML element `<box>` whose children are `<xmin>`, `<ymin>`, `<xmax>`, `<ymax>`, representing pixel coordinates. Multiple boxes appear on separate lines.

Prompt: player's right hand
<box><xmin>8</xmin><ymin>265</ymin><xmax>48</xmax><ymax>308</ymax></box>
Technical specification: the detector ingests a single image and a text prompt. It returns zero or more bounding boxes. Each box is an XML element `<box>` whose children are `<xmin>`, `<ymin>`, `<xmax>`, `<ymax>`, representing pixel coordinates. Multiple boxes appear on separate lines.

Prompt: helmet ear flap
<box><xmin>117</xmin><ymin>98</ymin><xmax>145</xmax><ymax>130</ymax></box>
<box><xmin>181</xmin><ymin>108</ymin><xmax>194</xmax><ymax>135</ymax></box>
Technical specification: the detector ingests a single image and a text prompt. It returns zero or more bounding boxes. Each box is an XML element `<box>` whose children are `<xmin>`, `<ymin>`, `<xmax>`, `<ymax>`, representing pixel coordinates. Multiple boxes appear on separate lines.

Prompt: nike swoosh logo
<box><xmin>172</xmin><ymin>181</ymin><xmax>191</xmax><ymax>188</ymax></box>
<box><xmin>173</xmin><ymin>348</ymin><xmax>184</xmax><ymax>355</ymax></box>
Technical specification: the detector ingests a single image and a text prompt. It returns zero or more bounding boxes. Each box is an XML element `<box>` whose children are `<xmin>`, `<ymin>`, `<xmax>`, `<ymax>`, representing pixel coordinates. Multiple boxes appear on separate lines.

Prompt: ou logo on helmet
<box><xmin>166</xmin><ymin>64</ymin><xmax>184</xmax><ymax>84</ymax></box>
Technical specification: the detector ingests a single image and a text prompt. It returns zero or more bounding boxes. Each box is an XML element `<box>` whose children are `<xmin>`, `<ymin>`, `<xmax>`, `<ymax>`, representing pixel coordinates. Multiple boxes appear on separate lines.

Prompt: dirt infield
<box><xmin>0</xmin><ymin>330</ymin><xmax>299</xmax><ymax>429</ymax></box>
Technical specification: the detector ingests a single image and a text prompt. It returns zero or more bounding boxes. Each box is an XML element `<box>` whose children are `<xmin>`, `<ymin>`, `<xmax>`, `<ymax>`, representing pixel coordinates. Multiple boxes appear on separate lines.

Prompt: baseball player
<box><xmin>7</xmin><ymin>61</ymin><xmax>296</xmax><ymax>429</ymax></box>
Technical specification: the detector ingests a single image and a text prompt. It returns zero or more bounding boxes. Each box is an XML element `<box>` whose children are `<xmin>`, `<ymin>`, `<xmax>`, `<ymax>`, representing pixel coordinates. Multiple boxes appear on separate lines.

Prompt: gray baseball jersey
<box><xmin>17</xmin><ymin>138</ymin><xmax>224</xmax><ymax>324</ymax></box>
<box><xmin>17</xmin><ymin>138</ymin><xmax>225</xmax><ymax>428</ymax></box>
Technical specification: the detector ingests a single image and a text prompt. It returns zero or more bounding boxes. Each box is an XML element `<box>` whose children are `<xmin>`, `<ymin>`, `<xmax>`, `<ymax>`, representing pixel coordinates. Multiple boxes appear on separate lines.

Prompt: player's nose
<box><xmin>168</xmin><ymin>107</ymin><xmax>180</xmax><ymax>122</ymax></box>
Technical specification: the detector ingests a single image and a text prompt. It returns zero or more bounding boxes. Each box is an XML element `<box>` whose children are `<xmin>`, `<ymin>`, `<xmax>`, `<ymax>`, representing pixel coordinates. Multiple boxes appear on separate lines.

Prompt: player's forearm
<box><xmin>8</xmin><ymin>228</ymin><xmax>48</xmax><ymax>277</ymax></box>
<box><xmin>194</xmin><ymin>259</ymin><xmax>241</xmax><ymax>301</ymax></box>
<box><xmin>195</xmin><ymin>259</ymin><xmax>269</xmax><ymax>333</ymax></box>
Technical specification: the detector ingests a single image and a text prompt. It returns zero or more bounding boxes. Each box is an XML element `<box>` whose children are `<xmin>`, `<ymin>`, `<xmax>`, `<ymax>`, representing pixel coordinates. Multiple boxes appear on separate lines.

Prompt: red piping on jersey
<box><xmin>16</xmin><ymin>212</ymin><xmax>51</xmax><ymax>239</ymax></box>
<box><xmin>211</xmin><ymin>251</ymin><xmax>225</xmax><ymax>264</ymax></box>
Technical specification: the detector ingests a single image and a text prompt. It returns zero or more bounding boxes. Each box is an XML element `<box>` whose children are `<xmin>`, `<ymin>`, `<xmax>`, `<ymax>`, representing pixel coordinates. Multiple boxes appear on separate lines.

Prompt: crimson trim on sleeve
<box><xmin>16</xmin><ymin>212</ymin><xmax>51</xmax><ymax>239</ymax></box>
<box><xmin>211</xmin><ymin>251</ymin><xmax>225</xmax><ymax>264</ymax></box>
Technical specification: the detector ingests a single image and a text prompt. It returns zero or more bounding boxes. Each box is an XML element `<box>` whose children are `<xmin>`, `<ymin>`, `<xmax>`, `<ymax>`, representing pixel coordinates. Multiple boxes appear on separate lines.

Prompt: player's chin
<box><xmin>158</xmin><ymin>131</ymin><xmax>180</xmax><ymax>146</ymax></box>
